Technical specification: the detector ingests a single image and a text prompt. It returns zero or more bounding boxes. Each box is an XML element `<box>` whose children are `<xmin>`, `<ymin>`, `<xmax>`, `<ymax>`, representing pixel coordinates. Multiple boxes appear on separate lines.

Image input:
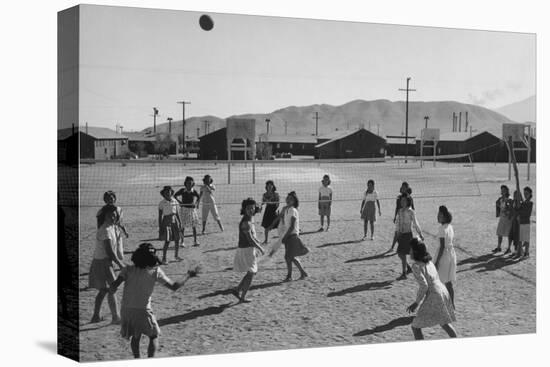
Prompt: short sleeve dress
<box><xmin>88</xmin><ymin>224</ymin><xmax>122</xmax><ymax>290</ymax></box>
<box><xmin>282</xmin><ymin>207</ymin><xmax>309</xmax><ymax>259</ymax></box>
<box><xmin>361</xmin><ymin>190</ymin><xmax>378</xmax><ymax>222</ymax></box>
<box><xmin>496</xmin><ymin>196</ymin><xmax>513</xmax><ymax>237</ymax></box>
<box><xmin>119</xmin><ymin>265</ymin><xmax>170</xmax><ymax>339</ymax></box>
<box><xmin>435</xmin><ymin>224</ymin><xmax>457</xmax><ymax>284</ymax></box>
<box><xmin>411</xmin><ymin>261</ymin><xmax>456</xmax><ymax>329</ymax></box>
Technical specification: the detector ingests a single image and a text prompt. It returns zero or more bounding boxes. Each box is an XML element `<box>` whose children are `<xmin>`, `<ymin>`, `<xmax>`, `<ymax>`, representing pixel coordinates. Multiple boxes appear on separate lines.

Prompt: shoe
<box><xmin>299</xmin><ymin>273</ymin><xmax>309</xmax><ymax>280</ymax></box>
<box><xmin>283</xmin><ymin>276</ymin><xmax>292</xmax><ymax>282</ymax></box>
<box><xmin>396</xmin><ymin>274</ymin><xmax>407</xmax><ymax>280</ymax></box>
<box><xmin>318</xmin><ymin>227</ymin><xmax>324</xmax><ymax>232</ymax></box>
<box><xmin>175</xmin><ymin>256</ymin><xmax>183</xmax><ymax>262</ymax></box>
<box><xmin>325</xmin><ymin>227</ymin><xmax>330</xmax><ymax>232</ymax></box>
<box><xmin>504</xmin><ymin>248</ymin><xmax>511</xmax><ymax>255</ymax></box>
<box><xmin>370</xmin><ymin>236</ymin><xmax>374</xmax><ymax>241</ymax></box>
<box><xmin>193</xmin><ymin>242</ymin><xmax>200</xmax><ymax>247</ymax></box>
<box><xmin>362</xmin><ymin>236</ymin><xmax>367</xmax><ymax>241</ymax></box>
<box><xmin>492</xmin><ymin>247</ymin><xmax>501</xmax><ymax>253</ymax></box>
<box><xmin>523</xmin><ymin>252</ymin><xmax>530</xmax><ymax>258</ymax></box>
<box><xmin>406</xmin><ymin>265</ymin><xmax>413</xmax><ymax>274</ymax></box>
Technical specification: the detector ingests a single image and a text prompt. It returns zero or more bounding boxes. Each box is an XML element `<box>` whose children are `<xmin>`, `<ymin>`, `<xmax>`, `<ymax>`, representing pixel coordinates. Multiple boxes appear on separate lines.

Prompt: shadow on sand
<box><xmin>158</xmin><ymin>303</ymin><xmax>233</xmax><ymax>327</ymax></box>
<box><xmin>345</xmin><ymin>251</ymin><xmax>396</xmax><ymax>264</ymax></box>
<box><xmin>198</xmin><ymin>281</ymin><xmax>284</xmax><ymax>299</ymax></box>
<box><xmin>457</xmin><ymin>253</ymin><xmax>521</xmax><ymax>274</ymax></box>
<box><xmin>327</xmin><ymin>280</ymin><xmax>393</xmax><ymax>298</ymax></box>
<box><xmin>353</xmin><ymin>316</ymin><xmax>414</xmax><ymax>337</ymax></box>
<box><xmin>318</xmin><ymin>240</ymin><xmax>363</xmax><ymax>249</ymax></box>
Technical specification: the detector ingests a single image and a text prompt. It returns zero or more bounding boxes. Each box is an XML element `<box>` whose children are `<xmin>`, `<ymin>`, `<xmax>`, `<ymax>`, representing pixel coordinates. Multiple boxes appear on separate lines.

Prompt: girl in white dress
<box><xmin>407</xmin><ymin>238</ymin><xmax>457</xmax><ymax>340</ymax></box>
<box><xmin>434</xmin><ymin>205</ymin><xmax>457</xmax><ymax>307</ymax></box>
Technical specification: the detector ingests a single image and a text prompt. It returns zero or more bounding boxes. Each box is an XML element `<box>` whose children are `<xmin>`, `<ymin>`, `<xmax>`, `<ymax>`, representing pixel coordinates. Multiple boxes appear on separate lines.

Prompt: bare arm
<box><xmin>110</xmin><ymin>275</ymin><xmax>125</xmax><ymax>292</ymax></box>
<box><xmin>376</xmin><ymin>199</ymin><xmax>381</xmax><ymax>215</ymax></box>
<box><xmin>104</xmin><ymin>239</ymin><xmax>124</xmax><ymax>269</ymax></box>
<box><xmin>163</xmin><ymin>274</ymin><xmax>191</xmax><ymax>291</ymax></box>
<box><xmin>411</xmin><ymin>210</ymin><xmax>424</xmax><ymax>240</ymax></box>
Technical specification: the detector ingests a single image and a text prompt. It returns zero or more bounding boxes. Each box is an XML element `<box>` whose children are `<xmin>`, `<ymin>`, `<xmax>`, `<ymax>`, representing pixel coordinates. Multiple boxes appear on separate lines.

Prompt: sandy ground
<box><xmin>73</xmin><ymin>162</ymin><xmax>536</xmax><ymax>361</ymax></box>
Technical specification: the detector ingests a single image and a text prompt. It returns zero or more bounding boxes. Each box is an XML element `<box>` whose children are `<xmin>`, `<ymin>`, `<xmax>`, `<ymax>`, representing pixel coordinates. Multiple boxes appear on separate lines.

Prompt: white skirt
<box><xmin>436</xmin><ymin>247</ymin><xmax>457</xmax><ymax>284</ymax></box>
<box><xmin>234</xmin><ymin>247</ymin><xmax>258</xmax><ymax>273</ymax></box>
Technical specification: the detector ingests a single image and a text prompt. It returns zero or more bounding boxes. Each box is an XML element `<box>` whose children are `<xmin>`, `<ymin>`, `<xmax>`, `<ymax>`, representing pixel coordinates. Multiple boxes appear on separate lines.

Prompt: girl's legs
<box><xmin>147</xmin><ymin>336</ymin><xmax>159</xmax><ymax>358</ymax></box>
<box><xmin>397</xmin><ymin>253</ymin><xmax>407</xmax><ymax>279</ymax></box>
<box><xmin>202</xmin><ymin>221</ymin><xmax>206</xmax><ymax>234</ymax></box>
<box><xmin>326</xmin><ymin>215</ymin><xmax>330</xmax><ymax>231</ymax></box>
<box><xmin>107</xmin><ymin>290</ymin><xmax>120</xmax><ymax>323</ymax></box>
<box><xmin>180</xmin><ymin>229</ymin><xmax>185</xmax><ymax>248</ymax></box>
<box><xmin>264</xmin><ymin>229</ymin><xmax>269</xmax><ymax>244</ymax></box>
<box><xmin>505</xmin><ymin>236</ymin><xmax>512</xmax><ymax>253</ymax></box>
<box><xmin>292</xmin><ymin>258</ymin><xmax>308</xmax><ymax>279</ymax></box>
<box><xmin>284</xmin><ymin>256</ymin><xmax>293</xmax><ymax>281</ymax></box>
<box><xmin>363</xmin><ymin>220</ymin><xmax>368</xmax><ymax>238</ymax></box>
<box><xmin>441</xmin><ymin>323</ymin><xmax>457</xmax><ymax>338</ymax></box>
<box><xmin>162</xmin><ymin>241</ymin><xmax>169</xmax><ymax>263</ymax></box>
<box><xmin>174</xmin><ymin>239</ymin><xmax>182</xmax><ymax>261</ymax></box>
<box><xmin>192</xmin><ymin>227</ymin><xmax>199</xmax><ymax>246</ymax></box>
<box><xmin>130</xmin><ymin>334</ymin><xmax>141</xmax><ymax>358</ymax></box>
<box><xmin>494</xmin><ymin>236</ymin><xmax>503</xmax><ymax>252</ymax></box>
<box><xmin>523</xmin><ymin>241</ymin><xmax>530</xmax><ymax>257</ymax></box>
<box><xmin>239</xmin><ymin>272</ymin><xmax>255</xmax><ymax>301</ymax></box>
<box><xmin>445</xmin><ymin>282</ymin><xmax>455</xmax><ymax>308</ymax></box>
<box><xmin>319</xmin><ymin>215</ymin><xmax>324</xmax><ymax>230</ymax></box>
<box><xmin>91</xmin><ymin>289</ymin><xmax>108</xmax><ymax>322</ymax></box>
<box><xmin>411</xmin><ymin>327</ymin><xmax>424</xmax><ymax>340</ymax></box>
<box><xmin>369</xmin><ymin>220</ymin><xmax>375</xmax><ymax>239</ymax></box>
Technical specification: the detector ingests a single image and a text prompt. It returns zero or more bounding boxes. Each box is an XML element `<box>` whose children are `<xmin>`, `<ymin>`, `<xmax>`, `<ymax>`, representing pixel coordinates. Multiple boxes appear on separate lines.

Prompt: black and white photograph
<box><xmin>55</xmin><ymin>2</ymin><xmax>539</xmax><ymax>363</ymax></box>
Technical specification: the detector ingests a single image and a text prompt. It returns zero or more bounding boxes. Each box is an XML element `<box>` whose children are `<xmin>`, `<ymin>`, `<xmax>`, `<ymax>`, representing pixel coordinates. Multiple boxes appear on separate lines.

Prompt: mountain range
<box><xmin>142</xmin><ymin>99</ymin><xmax>521</xmax><ymax>139</ymax></box>
<box><xmin>495</xmin><ymin>95</ymin><xmax>535</xmax><ymax>123</ymax></box>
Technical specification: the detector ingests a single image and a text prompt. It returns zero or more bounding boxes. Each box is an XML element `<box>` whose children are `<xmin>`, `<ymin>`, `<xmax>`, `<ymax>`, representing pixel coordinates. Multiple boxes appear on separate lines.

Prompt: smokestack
<box><xmin>465</xmin><ymin>111</ymin><xmax>469</xmax><ymax>132</ymax></box>
<box><xmin>458</xmin><ymin>112</ymin><xmax>462</xmax><ymax>132</ymax></box>
<box><xmin>452</xmin><ymin>112</ymin><xmax>456</xmax><ymax>132</ymax></box>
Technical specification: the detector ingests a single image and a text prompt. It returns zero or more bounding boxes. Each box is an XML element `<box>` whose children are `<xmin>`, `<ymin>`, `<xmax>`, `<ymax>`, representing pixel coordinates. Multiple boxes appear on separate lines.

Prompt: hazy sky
<box><xmin>75</xmin><ymin>4</ymin><xmax>535</xmax><ymax>131</ymax></box>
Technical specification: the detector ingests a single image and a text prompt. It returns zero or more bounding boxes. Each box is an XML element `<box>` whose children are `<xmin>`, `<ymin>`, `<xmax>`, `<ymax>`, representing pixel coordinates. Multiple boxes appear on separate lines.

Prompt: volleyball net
<box><xmin>60</xmin><ymin>154</ymin><xmax>482</xmax><ymax>209</ymax></box>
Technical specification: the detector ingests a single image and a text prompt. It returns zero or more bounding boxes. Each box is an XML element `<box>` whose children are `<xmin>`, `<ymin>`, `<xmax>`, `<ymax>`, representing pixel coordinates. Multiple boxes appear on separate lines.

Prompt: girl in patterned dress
<box><xmin>390</xmin><ymin>183</ymin><xmax>415</xmax><ymax>251</ymax></box>
<box><xmin>261</xmin><ymin>180</ymin><xmax>280</xmax><ymax>244</ymax></box>
<box><xmin>434</xmin><ymin>205</ymin><xmax>457</xmax><ymax>307</ymax></box>
<box><xmin>111</xmin><ymin>243</ymin><xmax>199</xmax><ymax>358</ymax></box>
<box><xmin>89</xmin><ymin>205</ymin><xmax>125</xmax><ymax>324</ymax></box>
<box><xmin>158</xmin><ymin>186</ymin><xmax>182</xmax><ymax>264</ymax></box>
<box><xmin>493</xmin><ymin>185</ymin><xmax>513</xmax><ymax>253</ymax></box>
<box><xmin>394</xmin><ymin>194</ymin><xmax>424</xmax><ymax>280</ymax></box>
<box><xmin>407</xmin><ymin>238</ymin><xmax>457</xmax><ymax>340</ymax></box>
<box><xmin>360</xmin><ymin>179</ymin><xmax>381</xmax><ymax>240</ymax></box>
<box><xmin>175</xmin><ymin>177</ymin><xmax>201</xmax><ymax>247</ymax></box>
<box><xmin>233</xmin><ymin>198</ymin><xmax>265</xmax><ymax>303</ymax></box>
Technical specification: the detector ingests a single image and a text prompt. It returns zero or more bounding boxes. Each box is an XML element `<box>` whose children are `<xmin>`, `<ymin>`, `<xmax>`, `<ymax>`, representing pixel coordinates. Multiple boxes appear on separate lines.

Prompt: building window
<box><xmin>289</xmin><ymin>143</ymin><xmax>293</xmax><ymax>149</ymax></box>
<box><xmin>276</xmin><ymin>143</ymin><xmax>281</xmax><ymax>148</ymax></box>
<box><xmin>302</xmin><ymin>144</ymin><xmax>305</xmax><ymax>150</ymax></box>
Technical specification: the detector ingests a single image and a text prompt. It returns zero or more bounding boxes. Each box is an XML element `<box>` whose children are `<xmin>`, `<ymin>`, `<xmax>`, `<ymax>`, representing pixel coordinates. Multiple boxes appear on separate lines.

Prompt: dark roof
<box><xmin>315</xmin><ymin>128</ymin><xmax>384</xmax><ymax>148</ymax></box>
<box><xmin>57</xmin><ymin>126</ymin><xmax>128</xmax><ymax>141</ymax></box>
<box><xmin>124</xmin><ymin>132</ymin><xmax>156</xmax><ymax>141</ymax></box>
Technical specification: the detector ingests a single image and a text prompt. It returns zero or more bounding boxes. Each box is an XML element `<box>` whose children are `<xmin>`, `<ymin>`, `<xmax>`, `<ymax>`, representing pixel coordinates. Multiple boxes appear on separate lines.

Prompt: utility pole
<box><xmin>312</xmin><ymin>112</ymin><xmax>321</xmax><ymax>136</ymax></box>
<box><xmin>177</xmin><ymin>101</ymin><xmax>191</xmax><ymax>154</ymax></box>
<box><xmin>265</xmin><ymin>118</ymin><xmax>271</xmax><ymax>134</ymax></box>
<box><xmin>167</xmin><ymin>117</ymin><xmax>173</xmax><ymax>134</ymax></box>
<box><xmin>424</xmin><ymin>115</ymin><xmax>430</xmax><ymax>129</ymax></box>
<box><xmin>153</xmin><ymin>107</ymin><xmax>159</xmax><ymax>134</ymax></box>
<box><xmin>196</xmin><ymin>127</ymin><xmax>200</xmax><ymax>138</ymax></box>
<box><xmin>398</xmin><ymin>77</ymin><xmax>416</xmax><ymax>163</ymax></box>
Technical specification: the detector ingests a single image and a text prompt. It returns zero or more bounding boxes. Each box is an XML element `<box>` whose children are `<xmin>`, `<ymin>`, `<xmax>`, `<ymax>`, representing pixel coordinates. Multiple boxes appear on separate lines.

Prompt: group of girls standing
<box><xmin>158</xmin><ymin>175</ymin><xmax>225</xmax><ymax>264</ymax></box>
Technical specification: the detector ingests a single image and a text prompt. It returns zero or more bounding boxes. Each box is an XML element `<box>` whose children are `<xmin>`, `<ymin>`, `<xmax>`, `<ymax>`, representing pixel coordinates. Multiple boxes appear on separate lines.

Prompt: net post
<box><xmin>420</xmin><ymin>140</ymin><xmax>424</xmax><ymax>168</ymax></box>
<box><xmin>527</xmin><ymin>126</ymin><xmax>531</xmax><ymax>181</ymax></box>
<box><xmin>433</xmin><ymin>141</ymin><xmax>437</xmax><ymax>167</ymax></box>
<box><xmin>252</xmin><ymin>160</ymin><xmax>256</xmax><ymax>184</ymax></box>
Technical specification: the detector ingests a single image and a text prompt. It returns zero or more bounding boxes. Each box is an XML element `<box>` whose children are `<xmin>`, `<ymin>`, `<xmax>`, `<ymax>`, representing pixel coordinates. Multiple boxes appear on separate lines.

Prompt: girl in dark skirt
<box><xmin>390</xmin><ymin>183</ymin><xmax>415</xmax><ymax>251</ymax></box>
<box><xmin>158</xmin><ymin>186</ymin><xmax>182</xmax><ymax>264</ymax></box>
<box><xmin>281</xmin><ymin>191</ymin><xmax>309</xmax><ymax>282</ymax></box>
<box><xmin>394</xmin><ymin>194</ymin><xmax>424</xmax><ymax>280</ymax></box>
<box><xmin>111</xmin><ymin>243</ymin><xmax>199</xmax><ymax>358</ymax></box>
<box><xmin>261</xmin><ymin>180</ymin><xmax>280</xmax><ymax>244</ymax></box>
